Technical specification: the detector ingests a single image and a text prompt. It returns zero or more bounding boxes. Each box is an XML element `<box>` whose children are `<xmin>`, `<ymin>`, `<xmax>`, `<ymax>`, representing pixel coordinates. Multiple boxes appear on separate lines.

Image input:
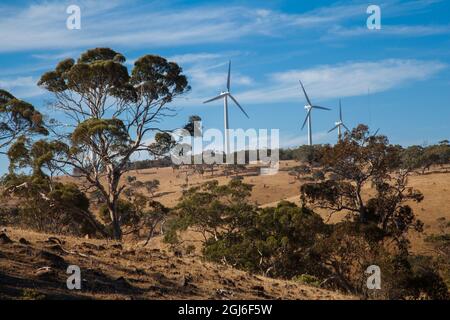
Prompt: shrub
<box><xmin>1</xmin><ymin>174</ymin><xmax>104</xmax><ymax>237</ymax></box>
<box><xmin>204</xmin><ymin>201</ymin><xmax>328</xmax><ymax>278</ymax></box>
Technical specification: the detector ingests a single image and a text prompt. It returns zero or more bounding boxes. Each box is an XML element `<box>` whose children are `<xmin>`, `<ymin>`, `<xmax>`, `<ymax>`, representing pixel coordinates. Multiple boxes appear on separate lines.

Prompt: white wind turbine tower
<box><xmin>299</xmin><ymin>80</ymin><xmax>330</xmax><ymax>146</ymax></box>
<box><xmin>203</xmin><ymin>61</ymin><xmax>249</xmax><ymax>155</ymax></box>
<box><xmin>328</xmin><ymin>99</ymin><xmax>350</xmax><ymax>141</ymax></box>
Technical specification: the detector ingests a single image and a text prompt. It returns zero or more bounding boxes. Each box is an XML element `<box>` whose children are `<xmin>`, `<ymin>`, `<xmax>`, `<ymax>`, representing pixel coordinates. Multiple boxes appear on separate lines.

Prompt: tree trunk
<box><xmin>108</xmin><ymin>203</ymin><xmax>122</xmax><ymax>240</ymax></box>
<box><xmin>112</xmin><ymin>218</ymin><xmax>122</xmax><ymax>240</ymax></box>
<box><xmin>107</xmin><ymin>189</ymin><xmax>122</xmax><ymax>240</ymax></box>
<box><xmin>106</xmin><ymin>166</ymin><xmax>123</xmax><ymax>240</ymax></box>
<box><xmin>356</xmin><ymin>185</ymin><xmax>367</xmax><ymax>223</ymax></box>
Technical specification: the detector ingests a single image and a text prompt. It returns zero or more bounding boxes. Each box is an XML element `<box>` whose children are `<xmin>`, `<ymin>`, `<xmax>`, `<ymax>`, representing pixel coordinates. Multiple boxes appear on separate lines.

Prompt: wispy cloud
<box><xmin>0</xmin><ymin>1</ymin><xmax>297</xmax><ymax>53</ymax></box>
<box><xmin>325</xmin><ymin>24</ymin><xmax>450</xmax><ymax>39</ymax></box>
<box><xmin>234</xmin><ymin>59</ymin><xmax>447</xmax><ymax>105</ymax></box>
<box><xmin>168</xmin><ymin>52</ymin><xmax>255</xmax><ymax>108</ymax></box>
<box><xmin>0</xmin><ymin>76</ymin><xmax>44</xmax><ymax>98</ymax></box>
<box><xmin>31</xmin><ymin>50</ymin><xmax>80</xmax><ymax>61</ymax></box>
<box><xmin>0</xmin><ymin>0</ymin><xmax>444</xmax><ymax>53</ymax></box>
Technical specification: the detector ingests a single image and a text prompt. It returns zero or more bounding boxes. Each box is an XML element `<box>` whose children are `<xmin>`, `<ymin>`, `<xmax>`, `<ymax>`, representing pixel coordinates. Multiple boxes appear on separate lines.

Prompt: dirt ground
<box><xmin>0</xmin><ymin>228</ymin><xmax>353</xmax><ymax>300</ymax></box>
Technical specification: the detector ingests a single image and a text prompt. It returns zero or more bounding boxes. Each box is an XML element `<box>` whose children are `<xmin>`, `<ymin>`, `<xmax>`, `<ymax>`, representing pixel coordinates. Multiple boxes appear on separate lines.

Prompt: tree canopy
<box><xmin>35</xmin><ymin>48</ymin><xmax>190</xmax><ymax>239</ymax></box>
<box><xmin>0</xmin><ymin>89</ymin><xmax>47</xmax><ymax>152</ymax></box>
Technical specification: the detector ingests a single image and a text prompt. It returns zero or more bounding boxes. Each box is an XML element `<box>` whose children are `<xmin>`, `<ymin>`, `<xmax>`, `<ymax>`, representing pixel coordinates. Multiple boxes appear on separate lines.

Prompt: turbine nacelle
<box><xmin>203</xmin><ymin>62</ymin><xmax>249</xmax><ymax>119</ymax></box>
<box><xmin>202</xmin><ymin>61</ymin><xmax>250</xmax><ymax>154</ymax></box>
<box><xmin>328</xmin><ymin>100</ymin><xmax>350</xmax><ymax>136</ymax></box>
<box><xmin>299</xmin><ymin>80</ymin><xmax>330</xmax><ymax>146</ymax></box>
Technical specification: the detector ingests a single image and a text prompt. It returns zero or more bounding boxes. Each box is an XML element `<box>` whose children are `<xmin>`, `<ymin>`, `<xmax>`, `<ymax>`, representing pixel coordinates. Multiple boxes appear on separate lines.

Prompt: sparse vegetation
<box><xmin>0</xmin><ymin>48</ymin><xmax>448</xmax><ymax>300</ymax></box>
<box><xmin>164</xmin><ymin>126</ymin><xmax>449</xmax><ymax>299</ymax></box>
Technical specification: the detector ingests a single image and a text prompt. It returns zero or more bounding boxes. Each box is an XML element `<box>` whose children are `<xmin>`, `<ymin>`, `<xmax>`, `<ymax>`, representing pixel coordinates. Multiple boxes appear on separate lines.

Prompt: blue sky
<box><xmin>0</xmin><ymin>0</ymin><xmax>449</xmax><ymax>172</ymax></box>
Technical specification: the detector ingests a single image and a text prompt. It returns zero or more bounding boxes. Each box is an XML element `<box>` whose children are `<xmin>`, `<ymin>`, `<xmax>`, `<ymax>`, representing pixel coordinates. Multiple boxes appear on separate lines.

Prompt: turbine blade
<box><xmin>343</xmin><ymin>123</ymin><xmax>351</xmax><ymax>132</ymax></box>
<box><xmin>373</xmin><ymin>128</ymin><xmax>380</xmax><ymax>136</ymax></box>
<box><xmin>328</xmin><ymin>125</ymin><xmax>339</xmax><ymax>133</ymax></box>
<box><xmin>312</xmin><ymin>105</ymin><xmax>331</xmax><ymax>111</ymax></box>
<box><xmin>339</xmin><ymin>100</ymin><xmax>342</xmax><ymax>121</ymax></box>
<box><xmin>301</xmin><ymin>109</ymin><xmax>311</xmax><ymax>130</ymax></box>
<box><xmin>227</xmin><ymin>61</ymin><xmax>231</xmax><ymax>91</ymax></box>
<box><xmin>299</xmin><ymin>80</ymin><xmax>312</xmax><ymax>106</ymax></box>
<box><xmin>203</xmin><ymin>94</ymin><xmax>224</xmax><ymax>104</ymax></box>
<box><xmin>229</xmin><ymin>94</ymin><xmax>249</xmax><ymax>118</ymax></box>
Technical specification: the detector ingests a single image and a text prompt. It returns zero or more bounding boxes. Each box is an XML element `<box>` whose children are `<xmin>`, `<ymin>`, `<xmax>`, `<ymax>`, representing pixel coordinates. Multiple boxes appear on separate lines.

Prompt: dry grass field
<box><xmin>61</xmin><ymin>160</ymin><xmax>447</xmax><ymax>255</ymax></box>
<box><xmin>0</xmin><ymin>228</ymin><xmax>353</xmax><ymax>300</ymax></box>
<box><xmin>2</xmin><ymin>160</ymin><xmax>449</xmax><ymax>300</ymax></box>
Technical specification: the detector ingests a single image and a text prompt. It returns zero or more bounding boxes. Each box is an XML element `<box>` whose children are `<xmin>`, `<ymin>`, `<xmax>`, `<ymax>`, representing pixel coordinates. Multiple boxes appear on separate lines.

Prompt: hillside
<box><xmin>2</xmin><ymin>161</ymin><xmax>449</xmax><ymax>300</ymax></box>
<box><xmin>0</xmin><ymin>228</ymin><xmax>353</xmax><ymax>300</ymax></box>
<box><xmin>58</xmin><ymin>160</ymin><xmax>450</xmax><ymax>255</ymax></box>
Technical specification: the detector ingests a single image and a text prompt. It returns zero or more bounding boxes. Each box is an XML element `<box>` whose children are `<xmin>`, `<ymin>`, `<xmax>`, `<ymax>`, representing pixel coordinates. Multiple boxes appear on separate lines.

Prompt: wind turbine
<box><xmin>328</xmin><ymin>99</ymin><xmax>350</xmax><ymax>141</ymax></box>
<box><xmin>203</xmin><ymin>61</ymin><xmax>249</xmax><ymax>155</ymax></box>
<box><xmin>299</xmin><ymin>80</ymin><xmax>330</xmax><ymax>146</ymax></box>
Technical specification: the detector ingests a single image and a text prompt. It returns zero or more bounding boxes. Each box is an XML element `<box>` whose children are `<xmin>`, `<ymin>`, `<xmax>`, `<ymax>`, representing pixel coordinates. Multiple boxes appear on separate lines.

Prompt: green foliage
<box><xmin>183</xmin><ymin>115</ymin><xmax>202</xmax><ymax>137</ymax></box>
<box><xmin>0</xmin><ymin>89</ymin><xmax>47</xmax><ymax>151</ymax></box>
<box><xmin>405</xmin><ymin>255</ymin><xmax>449</xmax><ymax>300</ymax></box>
<box><xmin>148</xmin><ymin>132</ymin><xmax>176</xmax><ymax>157</ymax></box>
<box><xmin>165</xmin><ymin>179</ymin><xmax>254</xmax><ymax>244</ymax></box>
<box><xmin>288</xmin><ymin>165</ymin><xmax>311</xmax><ymax>180</ymax></box>
<box><xmin>131</xmin><ymin>54</ymin><xmax>190</xmax><ymax>103</ymax></box>
<box><xmin>312</xmin><ymin>220</ymin><xmax>448</xmax><ymax>299</ymax></box>
<box><xmin>166</xmin><ymin>182</ymin><xmax>328</xmax><ymax>278</ymax></box>
<box><xmin>71</xmin><ymin>118</ymin><xmax>130</xmax><ymax>155</ymax></box>
<box><xmin>7</xmin><ymin>138</ymin><xmax>68</xmax><ymax>177</ymax></box>
<box><xmin>37</xmin><ymin>48</ymin><xmax>191</xmax><ymax>239</ymax></box>
<box><xmin>99</xmin><ymin>199</ymin><xmax>139</xmax><ymax>226</ymax></box>
<box><xmin>292</xmin><ymin>274</ymin><xmax>321</xmax><ymax>287</ymax></box>
<box><xmin>400</xmin><ymin>143</ymin><xmax>450</xmax><ymax>173</ymax></box>
<box><xmin>98</xmin><ymin>193</ymin><xmax>169</xmax><ymax>240</ymax></box>
<box><xmin>279</xmin><ymin>135</ymin><xmax>450</xmax><ymax>174</ymax></box>
<box><xmin>1</xmin><ymin>174</ymin><xmax>102</xmax><ymax>236</ymax></box>
<box><xmin>204</xmin><ymin>201</ymin><xmax>328</xmax><ymax>278</ymax></box>
<box><xmin>38</xmin><ymin>48</ymin><xmax>130</xmax><ymax>99</ymax></box>
<box><xmin>144</xmin><ymin>179</ymin><xmax>160</xmax><ymax>195</ymax></box>
<box><xmin>292</xmin><ymin>144</ymin><xmax>328</xmax><ymax>165</ymax></box>
<box><xmin>301</xmin><ymin>124</ymin><xmax>424</xmax><ymax>238</ymax></box>
<box><xmin>164</xmin><ymin>131</ymin><xmax>448</xmax><ymax>298</ymax></box>
<box><xmin>21</xmin><ymin>289</ymin><xmax>46</xmax><ymax>300</ymax></box>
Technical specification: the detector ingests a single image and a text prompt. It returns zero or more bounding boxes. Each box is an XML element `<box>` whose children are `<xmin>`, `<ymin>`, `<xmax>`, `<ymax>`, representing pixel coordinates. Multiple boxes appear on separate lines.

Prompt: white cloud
<box><xmin>0</xmin><ymin>2</ymin><xmax>296</xmax><ymax>53</ymax></box>
<box><xmin>167</xmin><ymin>52</ymin><xmax>255</xmax><ymax>107</ymax></box>
<box><xmin>0</xmin><ymin>0</ymin><xmax>444</xmax><ymax>53</ymax></box>
<box><xmin>0</xmin><ymin>76</ymin><xmax>43</xmax><ymax>98</ymax></box>
<box><xmin>167</xmin><ymin>53</ymin><xmax>224</xmax><ymax>64</ymax></box>
<box><xmin>235</xmin><ymin>59</ymin><xmax>447</xmax><ymax>105</ymax></box>
<box><xmin>31</xmin><ymin>51</ymin><xmax>80</xmax><ymax>60</ymax></box>
<box><xmin>325</xmin><ymin>24</ymin><xmax>450</xmax><ymax>39</ymax></box>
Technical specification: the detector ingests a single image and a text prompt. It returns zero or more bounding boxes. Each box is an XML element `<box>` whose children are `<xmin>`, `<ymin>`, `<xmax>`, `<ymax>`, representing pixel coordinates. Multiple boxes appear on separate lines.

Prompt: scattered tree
<box><xmin>144</xmin><ymin>179</ymin><xmax>160</xmax><ymax>196</ymax></box>
<box><xmin>37</xmin><ymin>48</ymin><xmax>190</xmax><ymax>239</ymax></box>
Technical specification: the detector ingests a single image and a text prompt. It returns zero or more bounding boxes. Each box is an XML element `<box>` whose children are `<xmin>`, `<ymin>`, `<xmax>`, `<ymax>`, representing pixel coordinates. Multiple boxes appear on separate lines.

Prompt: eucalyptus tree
<box><xmin>38</xmin><ymin>48</ymin><xmax>190</xmax><ymax>239</ymax></box>
<box><xmin>0</xmin><ymin>89</ymin><xmax>47</xmax><ymax>152</ymax></box>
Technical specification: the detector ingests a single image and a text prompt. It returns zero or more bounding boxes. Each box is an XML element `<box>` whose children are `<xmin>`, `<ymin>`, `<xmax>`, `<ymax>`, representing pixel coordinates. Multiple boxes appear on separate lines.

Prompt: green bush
<box><xmin>292</xmin><ymin>274</ymin><xmax>321</xmax><ymax>287</ymax></box>
<box><xmin>204</xmin><ymin>201</ymin><xmax>329</xmax><ymax>278</ymax></box>
<box><xmin>2</xmin><ymin>174</ymin><xmax>103</xmax><ymax>237</ymax></box>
